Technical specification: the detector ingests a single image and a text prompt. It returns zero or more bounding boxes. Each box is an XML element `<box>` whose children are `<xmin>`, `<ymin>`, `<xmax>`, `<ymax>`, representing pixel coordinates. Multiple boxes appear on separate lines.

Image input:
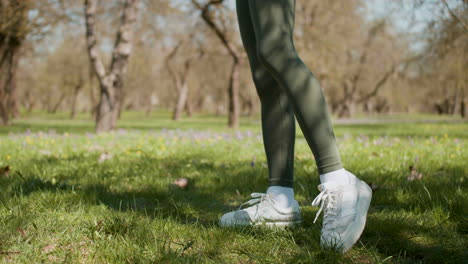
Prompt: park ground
<box><xmin>0</xmin><ymin>111</ymin><xmax>467</xmax><ymax>263</ymax></box>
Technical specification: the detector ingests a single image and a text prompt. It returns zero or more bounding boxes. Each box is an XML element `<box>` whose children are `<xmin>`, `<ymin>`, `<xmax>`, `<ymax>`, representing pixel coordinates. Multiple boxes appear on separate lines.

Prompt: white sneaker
<box><xmin>312</xmin><ymin>175</ymin><xmax>372</xmax><ymax>253</ymax></box>
<box><xmin>219</xmin><ymin>193</ymin><xmax>302</xmax><ymax>227</ymax></box>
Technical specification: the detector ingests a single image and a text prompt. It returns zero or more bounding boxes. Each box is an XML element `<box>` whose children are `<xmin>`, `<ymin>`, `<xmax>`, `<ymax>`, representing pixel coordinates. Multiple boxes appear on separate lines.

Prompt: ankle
<box><xmin>320</xmin><ymin>169</ymin><xmax>356</xmax><ymax>185</ymax></box>
<box><xmin>267</xmin><ymin>186</ymin><xmax>295</xmax><ymax>208</ymax></box>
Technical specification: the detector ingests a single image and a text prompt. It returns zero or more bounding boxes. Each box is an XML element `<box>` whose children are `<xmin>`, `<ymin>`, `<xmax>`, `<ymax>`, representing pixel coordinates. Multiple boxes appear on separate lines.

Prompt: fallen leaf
<box><xmin>95</xmin><ymin>220</ymin><xmax>104</xmax><ymax>231</ymax></box>
<box><xmin>16</xmin><ymin>228</ymin><xmax>26</xmax><ymax>237</ymax></box>
<box><xmin>173</xmin><ymin>178</ymin><xmax>189</xmax><ymax>189</ymax></box>
<box><xmin>0</xmin><ymin>166</ymin><xmax>10</xmax><ymax>177</ymax></box>
<box><xmin>98</xmin><ymin>152</ymin><xmax>112</xmax><ymax>163</ymax></box>
<box><xmin>42</xmin><ymin>244</ymin><xmax>56</xmax><ymax>254</ymax></box>
<box><xmin>407</xmin><ymin>165</ymin><xmax>423</xmax><ymax>181</ymax></box>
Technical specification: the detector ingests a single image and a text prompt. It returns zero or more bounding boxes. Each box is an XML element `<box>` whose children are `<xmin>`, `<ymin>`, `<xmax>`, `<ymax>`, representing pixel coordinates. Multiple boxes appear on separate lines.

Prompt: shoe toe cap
<box><xmin>219</xmin><ymin>210</ymin><xmax>251</xmax><ymax>227</ymax></box>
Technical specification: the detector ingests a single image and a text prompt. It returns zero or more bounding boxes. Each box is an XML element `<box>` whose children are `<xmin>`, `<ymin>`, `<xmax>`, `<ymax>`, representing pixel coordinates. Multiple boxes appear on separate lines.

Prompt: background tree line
<box><xmin>0</xmin><ymin>0</ymin><xmax>466</xmax><ymax>131</ymax></box>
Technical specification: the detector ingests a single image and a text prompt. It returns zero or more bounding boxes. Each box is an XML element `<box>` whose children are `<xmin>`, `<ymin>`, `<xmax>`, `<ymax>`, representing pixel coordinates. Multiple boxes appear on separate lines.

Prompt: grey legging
<box><xmin>236</xmin><ymin>0</ymin><xmax>342</xmax><ymax>187</ymax></box>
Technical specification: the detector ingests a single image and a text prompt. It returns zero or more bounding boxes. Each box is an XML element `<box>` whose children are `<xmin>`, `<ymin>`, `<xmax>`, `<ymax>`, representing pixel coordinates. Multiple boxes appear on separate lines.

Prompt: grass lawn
<box><xmin>0</xmin><ymin>112</ymin><xmax>467</xmax><ymax>263</ymax></box>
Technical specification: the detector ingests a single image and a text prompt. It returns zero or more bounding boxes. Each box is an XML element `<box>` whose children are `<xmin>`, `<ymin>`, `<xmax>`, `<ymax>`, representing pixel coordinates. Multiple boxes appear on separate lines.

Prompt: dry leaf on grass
<box><xmin>407</xmin><ymin>165</ymin><xmax>423</xmax><ymax>181</ymax></box>
<box><xmin>16</xmin><ymin>228</ymin><xmax>26</xmax><ymax>237</ymax></box>
<box><xmin>98</xmin><ymin>152</ymin><xmax>113</xmax><ymax>163</ymax></box>
<box><xmin>173</xmin><ymin>178</ymin><xmax>189</xmax><ymax>189</ymax></box>
<box><xmin>42</xmin><ymin>244</ymin><xmax>56</xmax><ymax>254</ymax></box>
<box><xmin>0</xmin><ymin>166</ymin><xmax>10</xmax><ymax>177</ymax></box>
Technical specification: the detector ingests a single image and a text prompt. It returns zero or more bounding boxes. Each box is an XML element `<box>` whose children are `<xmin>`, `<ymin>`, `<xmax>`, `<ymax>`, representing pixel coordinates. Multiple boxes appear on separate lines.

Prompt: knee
<box><xmin>251</xmin><ymin>70</ymin><xmax>272</xmax><ymax>100</ymax></box>
<box><xmin>256</xmin><ymin>40</ymin><xmax>297</xmax><ymax>70</ymax></box>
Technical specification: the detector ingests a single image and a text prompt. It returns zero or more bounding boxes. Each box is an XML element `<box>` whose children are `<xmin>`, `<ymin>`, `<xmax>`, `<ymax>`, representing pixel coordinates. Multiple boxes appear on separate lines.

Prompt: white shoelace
<box><xmin>311</xmin><ymin>185</ymin><xmax>339</xmax><ymax>230</ymax></box>
<box><xmin>238</xmin><ymin>193</ymin><xmax>275</xmax><ymax>210</ymax></box>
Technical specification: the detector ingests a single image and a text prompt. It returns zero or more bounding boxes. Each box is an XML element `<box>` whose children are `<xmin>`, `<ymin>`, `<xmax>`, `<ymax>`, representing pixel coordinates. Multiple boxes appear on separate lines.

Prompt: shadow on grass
<box><xmin>362</xmin><ymin>213</ymin><xmax>468</xmax><ymax>263</ymax></box>
<box><xmin>3</xmin><ymin>152</ymin><xmax>267</xmax><ymax>226</ymax></box>
<box><xmin>2</xmin><ymin>153</ymin><xmax>467</xmax><ymax>263</ymax></box>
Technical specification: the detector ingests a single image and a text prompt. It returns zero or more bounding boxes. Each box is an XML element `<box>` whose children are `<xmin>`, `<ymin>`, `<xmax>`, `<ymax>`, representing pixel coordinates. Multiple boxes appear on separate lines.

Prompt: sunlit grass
<box><xmin>0</xmin><ymin>112</ymin><xmax>467</xmax><ymax>263</ymax></box>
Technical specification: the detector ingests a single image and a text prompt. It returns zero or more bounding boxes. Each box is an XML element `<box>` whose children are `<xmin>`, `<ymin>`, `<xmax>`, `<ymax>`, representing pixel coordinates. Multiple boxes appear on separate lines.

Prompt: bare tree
<box><xmin>13</xmin><ymin>0</ymin><xmax>464</xmax><ymax>118</ymax></box>
<box><xmin>70</xmin><ymin>76</ymin><xmax>85</xmax><ymax>119</ymax></box>
<box><xmin>295</xmin><ymin>0</ymin><xmax>415</xmax><ymax>117</ymax></box>
<box><xmin>165</xmin><ymin>36</ymin><xmax>204</xmax><ymax>121</ymax></box>
<box><xmin>441</xmin><ymin>0</ymin><xmax>468</xmax><ymax>33</ymax></box>
<box><xmin>1</xmin><ymin>0</ymin><xmax>73</xmax><ymax>124</ymax></box>
<box><xmin>84</xmin><ymin>0</ymin><xmax>138</xmax><ymax>132</ymax></box>
<box><xmin>192</xmin><ymin>0</ymin><xmax>241</xmax><ymax>128</ymax></box>
<box><xmin>0</xmin><ymin>0</ymin><xmax>29</xmax><ymax>125</ymax></box>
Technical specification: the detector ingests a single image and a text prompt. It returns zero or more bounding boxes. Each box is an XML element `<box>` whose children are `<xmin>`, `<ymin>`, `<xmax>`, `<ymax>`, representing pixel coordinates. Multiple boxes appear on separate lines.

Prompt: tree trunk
<box><xmin>0</xmin><ymin>101</ymin><xmax>8</xmax><ymax>125</ymax></box>
<box><xmin>173</xmin><ymin>81</ymin><xmax>189</xmax><ymax>121</ymax></box>
<box><xmin>118</xmin><ymin>88</ymin><xmax>125</xmax><ymax>119</ymax></box>
<box><xmin>0</xmin><ymin>47</ymin><xmax>20</xmax><ymax>125</ymax></box>
<box><xmin>89</xmin><ymin>69</ymin><xmax>98</xmax><ymax>118</ymax></box>
<box><xmin>50</xmin><ymin>93</ymin><xmax>67</xmax><ymax>114</ymax></box>
<box><xmin>70</xmin><ymin>81</ymin><xmax>83</xmax><ymax>119</ymax></box>
<box><xmin>461</xmin><ymin>99</ymin><xmax>467</xmax><ymax>119</ymax></box>
<box><xmin>166</xmin><ymin>43</ymin><xmax>197</xmax><ymax>121</ymax></box>
<box><xmin>192</xmin><ymin>0</ymin><xmax>241</xmax><ymax>128</ymax></box>
<box><xmin>452</xmin><ymin>85</ymin><xmax>461</xmax><ymax>116</ymax></box>
<box><xmin>228</xmin><ymin>58</ymin><xmax>240</xmax><ymax>128</ymax></box>
<box><xmin>25</xmin><ymin>90</ymin><xmax>36</xmax><ymax>113</ymax></box>
<box><xmin>95</xmin><ymin>81</ymin><xmax>119</xmax><ymax>132</ymax></box>
<box><xmin>0</xmin><ymin>61</ymin><xmax>10</xmax><ymax>125</ymax></box>
<box><xmin>185</xmin><ymin>98</ymin><xmax>194</xmax><ymax>117</ymax></box>
<box><xmin>84</xmin><ymin>0</ymin><xmax>138</xmax><ymax>133</ymax></box>
<box><xmin>8</xmin><ymin>48</ymin><xmax>19</xmax><ymax>118</ymax></box>
<box><xmin>0</xmin><ymin>1</ymin><xmax>28</xmax><ymax>126</ymax></box>
<box><xmin>337</xmin><ymin>96</ymin><xmax>355</xmax><ymax>118</ymax></box>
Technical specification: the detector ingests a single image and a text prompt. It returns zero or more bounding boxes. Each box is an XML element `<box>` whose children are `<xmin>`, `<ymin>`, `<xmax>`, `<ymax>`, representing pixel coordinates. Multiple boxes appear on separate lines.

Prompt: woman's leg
<box><xmin>236</xmin><ymin>0</ymin><xmax>296</xmax><ymax>188</ymax></box>
<box><xmin>222</xmin><ymin>0</ymin><xmax>371</xmax><ymax>252</ymax></box>
<box><xmin>247</xmin><ymin>0</ymin><xmax>343</xmax><ymax>175</ymax></box>
<box><xmin>220</xmin><ymin>2</ymin><xmax>372</xmax><ymax>247</ymax></box>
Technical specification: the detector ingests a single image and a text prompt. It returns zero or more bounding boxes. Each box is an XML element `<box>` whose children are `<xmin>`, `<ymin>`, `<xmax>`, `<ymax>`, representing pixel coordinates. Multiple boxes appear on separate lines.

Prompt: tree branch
<box><xmin>84</xmin><ymin>0</ymin><xmax>106</xmax><ymax>83</ymax></box>
<box><xmin>357</xmin><ymin>55</ymin><xmax>423</xmax><ymax>103</ymax></box>
<box><xmin>109</xmin><ymin>0</ymin><xmax>138</xmax><ymax>75</ymax></box>
<box><xmin>442</xmin><ymin>0</ymin><xmax>468</xmax><ymax>34</ymax></box>
<box><xmin>357</xmin><ymin>66</ymin><xmax>396</xmax><ymax>104</ymax></box>
<box><xmin>191</xmin><ymin>0</ymin><xmax>239</xmax><ymax>59</ymax></box>
<box><xmin>165</xmin><ymin>42</ymin><xmax>182</xmax><ymax>91</ymax></box>
<box><xmin>348</xmin><ymin>21</ymin><xmax>386</xmax><ymax>98</ymax></box>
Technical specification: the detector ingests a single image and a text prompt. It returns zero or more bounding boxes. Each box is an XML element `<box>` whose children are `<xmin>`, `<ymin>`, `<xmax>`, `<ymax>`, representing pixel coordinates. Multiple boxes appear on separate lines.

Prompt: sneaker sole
<box><xmin>220</xmin><ymin>219</ymin><xmax>302</xmax><ymax>228</ymax></box>
<box><xmin>254</xmin><ymin>220</ymin><xmax>302</xmax><ymax>228</ymax></box>
<box><xmin>340</xmin><ymin>180</ymin><xmax>372</xmax><ymax>253</ymax></box>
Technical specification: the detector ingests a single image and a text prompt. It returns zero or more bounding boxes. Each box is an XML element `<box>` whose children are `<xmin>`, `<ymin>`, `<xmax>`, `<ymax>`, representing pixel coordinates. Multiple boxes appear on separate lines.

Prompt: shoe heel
<box><xmin>341</xmin><ymin>180</ymin><xmax>372</xmax><ymax>253</ymax></box>
<box><xmin>358</xmin><ymin>181</ymin><xmax>372</xmax><ymax>209</ymax></box>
